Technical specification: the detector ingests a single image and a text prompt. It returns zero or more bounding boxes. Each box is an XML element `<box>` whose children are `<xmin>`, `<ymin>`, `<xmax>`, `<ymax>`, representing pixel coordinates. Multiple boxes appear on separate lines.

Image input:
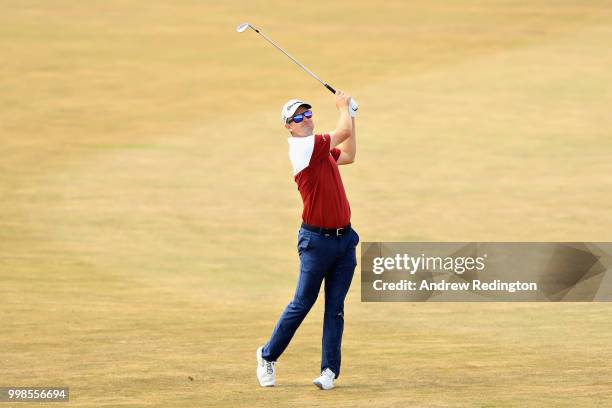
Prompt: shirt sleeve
<box><xmin>331</xmin><ymin>147</ymin><xmax>341</xmax><ymax>161</ymax></box>
<box><xmin>309</xmin><ymin>134</ymin><xmax>331</xmax><ymax>164</ymax></box>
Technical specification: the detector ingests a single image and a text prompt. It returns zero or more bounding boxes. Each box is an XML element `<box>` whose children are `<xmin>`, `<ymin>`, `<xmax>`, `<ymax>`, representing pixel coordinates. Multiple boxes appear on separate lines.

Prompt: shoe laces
<box><xmin>322</xmin><ymin>368</ymin><xmax>335</xmax><ymax>379</ymax></box>
<box><xmin>265</xmin><ymin>360</ymin><xmax>276</xmax><ymax>375</ymax></box>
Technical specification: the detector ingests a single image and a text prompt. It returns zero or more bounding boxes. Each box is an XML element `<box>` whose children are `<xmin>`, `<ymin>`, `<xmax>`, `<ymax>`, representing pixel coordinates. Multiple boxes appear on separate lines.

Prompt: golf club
<box><xmin>236</xmin><ymin>22</ymin><xmax>358</xmax><ymax>114</ymax></box>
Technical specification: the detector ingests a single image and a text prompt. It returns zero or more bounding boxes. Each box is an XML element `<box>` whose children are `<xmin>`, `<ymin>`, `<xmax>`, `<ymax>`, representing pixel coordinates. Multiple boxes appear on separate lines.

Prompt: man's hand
<box><xmin>335</xmin><ymin>91</ymin><xmax>351</xmax><ymax>111</ymax></box>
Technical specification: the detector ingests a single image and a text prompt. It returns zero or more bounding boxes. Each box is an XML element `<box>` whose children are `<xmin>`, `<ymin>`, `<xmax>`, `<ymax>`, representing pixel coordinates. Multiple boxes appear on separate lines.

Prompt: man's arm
<box><xmin>336</xmin><ymin>116</ymin><xmax>356</xmax><ymax>165</ymax></box>
<box><xmin>330</xmin><ymin>91</ymin><xmax>352</xmax><ymax>148</ymax></box>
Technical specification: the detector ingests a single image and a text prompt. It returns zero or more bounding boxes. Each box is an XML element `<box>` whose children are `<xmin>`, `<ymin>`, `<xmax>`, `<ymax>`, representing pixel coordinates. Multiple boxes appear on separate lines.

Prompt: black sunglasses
<box><xmin>287</xmin><ymin>110</ymin><xmax>313</xmax><ymax>124</ymax></box>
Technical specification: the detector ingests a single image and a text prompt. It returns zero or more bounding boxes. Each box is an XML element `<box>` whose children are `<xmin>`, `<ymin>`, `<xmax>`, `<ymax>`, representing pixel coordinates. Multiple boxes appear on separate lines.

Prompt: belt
<box><xmin>301</xmin><ymin>222</ymin><xmax>351</xmax><ymax>237</ymax></box>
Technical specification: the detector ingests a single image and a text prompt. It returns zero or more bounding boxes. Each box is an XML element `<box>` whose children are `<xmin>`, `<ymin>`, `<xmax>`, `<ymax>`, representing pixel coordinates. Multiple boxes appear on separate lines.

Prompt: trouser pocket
<box><xmin>297</xmin><ymin>230</ymin><xmax>312</xmax><ymax>255</ymax></box>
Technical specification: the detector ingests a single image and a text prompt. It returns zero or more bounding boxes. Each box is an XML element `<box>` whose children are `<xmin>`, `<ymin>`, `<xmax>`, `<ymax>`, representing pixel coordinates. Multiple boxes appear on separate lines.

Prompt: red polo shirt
<box><xmin>288</xmin><ymin>133</ymin><xmax>351</xmax><ymax>228</ymax></box>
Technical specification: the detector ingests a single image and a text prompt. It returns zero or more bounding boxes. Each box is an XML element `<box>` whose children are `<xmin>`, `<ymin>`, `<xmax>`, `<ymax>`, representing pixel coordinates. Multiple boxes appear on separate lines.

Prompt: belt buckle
<box><xmin>336</xmin><ymin>228</ymin><xmax>343</xmax><ymax>236</ymax></box>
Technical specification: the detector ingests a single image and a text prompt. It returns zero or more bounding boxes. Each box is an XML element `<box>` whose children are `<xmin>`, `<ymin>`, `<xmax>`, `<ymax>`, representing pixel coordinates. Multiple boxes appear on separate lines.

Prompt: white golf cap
<box><xmin>281</xmin><ymin>99</ymin><xmax>311</xmax><ymax>124</ymax></box>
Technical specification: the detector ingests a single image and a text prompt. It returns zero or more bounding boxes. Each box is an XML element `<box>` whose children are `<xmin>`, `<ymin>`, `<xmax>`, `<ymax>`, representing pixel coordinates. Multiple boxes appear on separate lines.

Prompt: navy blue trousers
<box><xmin>261</xmin><ymin>226</ymin><xmax>359</xmax><ymax>378</ymax></box>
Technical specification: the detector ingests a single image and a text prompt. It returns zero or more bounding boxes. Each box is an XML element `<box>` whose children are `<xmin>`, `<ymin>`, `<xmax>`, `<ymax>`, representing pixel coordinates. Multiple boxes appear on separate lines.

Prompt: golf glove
<box><xmin>349</xmin><ymin>98</ymin><xmax>359</xmax><ymax>117</ymax></box>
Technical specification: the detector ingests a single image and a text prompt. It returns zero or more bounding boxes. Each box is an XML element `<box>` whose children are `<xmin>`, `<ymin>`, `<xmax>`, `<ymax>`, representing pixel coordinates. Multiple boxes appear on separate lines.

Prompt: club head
<box><xmin>236</xmin><ymin>22</ymin><xmax>250</xmax><ymax>33</ymax></box>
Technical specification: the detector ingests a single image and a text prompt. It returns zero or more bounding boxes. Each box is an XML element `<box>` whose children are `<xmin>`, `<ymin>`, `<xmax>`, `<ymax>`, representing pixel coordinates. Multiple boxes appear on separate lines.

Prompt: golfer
<box><xmin>256</xmin><ymin>91</ymin><xmax>359</xmax><ymax>390</ymax></box>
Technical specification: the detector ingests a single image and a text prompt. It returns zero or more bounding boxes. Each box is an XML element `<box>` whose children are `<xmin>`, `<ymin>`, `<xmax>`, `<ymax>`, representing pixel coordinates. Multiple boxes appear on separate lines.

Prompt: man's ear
<box><xmin>284</xmin><ymin>123</ymin><xmax>292</xmax><ymax>131</ymax></box>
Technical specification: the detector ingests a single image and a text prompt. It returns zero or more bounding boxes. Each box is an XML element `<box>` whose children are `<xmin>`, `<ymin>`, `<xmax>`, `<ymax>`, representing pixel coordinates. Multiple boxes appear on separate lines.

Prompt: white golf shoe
<box><xmin>313</xmin><ymin>368</ymin><xmax>336</xmax><ymax>390</ymax></box>
<box><xmin>256</xmin><ymin>346</ymin><xmax>276</xmax><ymax>387</ymax></box>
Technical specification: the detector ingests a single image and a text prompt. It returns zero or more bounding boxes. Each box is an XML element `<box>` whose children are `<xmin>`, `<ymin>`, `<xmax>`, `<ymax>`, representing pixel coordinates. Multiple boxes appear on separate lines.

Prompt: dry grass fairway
<box><xmin>2</xmin><ymin>1</ymin><xmax>612</xmax><ymax>406</ymax></box>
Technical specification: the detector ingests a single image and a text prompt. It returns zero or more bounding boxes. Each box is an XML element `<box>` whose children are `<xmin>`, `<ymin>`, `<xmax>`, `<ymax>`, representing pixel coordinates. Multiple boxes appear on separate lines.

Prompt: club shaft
<box><xmin>250</xmin><ymin>26</ymin><xmax>336</xmax><ymax>94</ymax></box>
